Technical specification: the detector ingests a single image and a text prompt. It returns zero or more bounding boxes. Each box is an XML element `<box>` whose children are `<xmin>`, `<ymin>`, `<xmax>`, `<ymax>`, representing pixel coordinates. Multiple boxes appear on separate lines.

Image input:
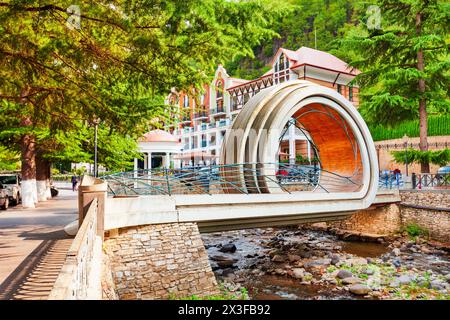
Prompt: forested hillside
<box><xmin>225</xmin><ymin>0</ymin><xmax>362</xmax><ymax>79</ymax></box>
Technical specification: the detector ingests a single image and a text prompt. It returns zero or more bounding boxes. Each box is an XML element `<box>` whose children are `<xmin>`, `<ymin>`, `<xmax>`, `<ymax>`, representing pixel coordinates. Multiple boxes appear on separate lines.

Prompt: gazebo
<box><xmin>173</xmin><ymin>151</ymin><xmax>218</xmax><ymax>167</ymax></box>
<box><xmin>135</xmin><ymin>130</ymin><xmax>182</xmax><ymax>170</ymax></box>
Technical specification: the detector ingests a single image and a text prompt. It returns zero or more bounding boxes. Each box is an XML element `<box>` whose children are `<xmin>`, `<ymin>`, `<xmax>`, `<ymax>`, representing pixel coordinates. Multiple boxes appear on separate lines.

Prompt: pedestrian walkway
<box><xmin>0</xmin><ymin>189</ymin><xmax>77</xmax><ymax>300</ymax></box>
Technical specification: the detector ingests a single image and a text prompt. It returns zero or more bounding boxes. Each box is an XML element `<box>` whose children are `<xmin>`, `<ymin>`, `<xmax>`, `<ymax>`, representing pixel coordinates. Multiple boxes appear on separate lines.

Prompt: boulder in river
<box><xmin>349</xmin><ymin>284</ymin><xmax>371</xmax><ymax>295</ymax></box>
<box><xmin>336</xmin><ymin>269</ymin><xmax>353</xmax><ymax>279</ymax></box>
<box><xmin>397</xmin><ymin>274</ymin><xmax>414</xmax><ymax>285</ymax></box>
<box><xmin>219</xmin><ymin>243</ymin><xmax>237</xmax><ymax>253</ymax></box>
<box><xmin>292</xmin><ymin>268</ymin><xmax>305</xmax><ymax>279</ymax></box>
<box><xmin>341</xmin><ymin>277</ymin><xmax>362</xmax><ymax>285</ymax></box>
<box><xmin>288</xmin><ymin>254</ymin><xmax>301</xmax><ymax>262</ymax></box>
<box><xmin>272</xmin><ymin>255</ymin><xmax>286</xmax><ymax>263</ymax></box>
<box><xmin>304</xmin><ymin>258</ymin><xmax>331</xmax><ymax>268</ymax></box>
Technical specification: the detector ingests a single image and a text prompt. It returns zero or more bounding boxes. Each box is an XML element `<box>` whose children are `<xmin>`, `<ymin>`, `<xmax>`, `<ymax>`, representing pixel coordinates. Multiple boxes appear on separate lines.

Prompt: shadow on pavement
<box><xmin>0</xmin><ymin>229</ymin><xmax>73</xmax><ymax>300</ymax></box>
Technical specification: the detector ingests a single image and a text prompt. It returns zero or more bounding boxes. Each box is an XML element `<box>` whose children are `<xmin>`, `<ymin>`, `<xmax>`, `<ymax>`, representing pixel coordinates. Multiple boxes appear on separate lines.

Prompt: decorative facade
<box><xmin>159</xmin><ymin>46</ymin><xmax>360</xmax><ymax>168</ymax></box>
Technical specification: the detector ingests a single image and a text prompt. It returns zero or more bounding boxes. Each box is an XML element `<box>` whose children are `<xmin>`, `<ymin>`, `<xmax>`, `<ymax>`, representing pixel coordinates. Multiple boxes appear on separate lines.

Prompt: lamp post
<box><xmin>93</xmin><ymin>117</ymin><xmax>100</xmax><ymax>177</ymax></box>
<box><xmin>403</xmin><ymin>134</ymin><xmax>409</xmax><ymax>176</ymax></box>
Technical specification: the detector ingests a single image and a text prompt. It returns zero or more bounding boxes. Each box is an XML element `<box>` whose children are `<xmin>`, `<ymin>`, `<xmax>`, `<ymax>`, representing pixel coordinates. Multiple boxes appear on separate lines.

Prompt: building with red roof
<box><xmin>159</xmin><ymin>47</ymin><xmax>360</xmax><ymax>167</ymax></box>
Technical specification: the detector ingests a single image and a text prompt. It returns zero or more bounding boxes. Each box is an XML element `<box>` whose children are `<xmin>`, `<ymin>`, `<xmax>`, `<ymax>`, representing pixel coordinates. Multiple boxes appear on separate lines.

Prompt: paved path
<box><xmin>0</xmin><ymin>188</ymin><xmax>77</xmax><ymax>300</ymax></box>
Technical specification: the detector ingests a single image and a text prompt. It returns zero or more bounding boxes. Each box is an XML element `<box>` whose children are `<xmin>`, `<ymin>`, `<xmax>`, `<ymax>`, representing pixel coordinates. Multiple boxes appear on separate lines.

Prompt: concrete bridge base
<box><xmin>103</xmin><ymin>222</ymin><xmax>219</xmax><ymax>300</ymax></box>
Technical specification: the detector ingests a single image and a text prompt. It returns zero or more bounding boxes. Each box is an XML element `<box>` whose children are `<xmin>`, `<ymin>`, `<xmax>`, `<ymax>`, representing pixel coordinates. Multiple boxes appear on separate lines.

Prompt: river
<box><xmin>202</xmin><ymin>227</ymin><xmax>450</xmax><ymax>300</ymax></box>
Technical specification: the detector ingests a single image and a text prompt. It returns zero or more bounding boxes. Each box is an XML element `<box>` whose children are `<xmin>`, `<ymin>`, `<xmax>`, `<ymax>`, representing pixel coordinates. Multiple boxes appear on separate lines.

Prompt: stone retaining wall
<box><xmin>400</xmin><ymin>190</ymin><xmax>450</xmax><ymax>208</ymax></box>
<box><xmin>104</xmin><ymin>222</ymin><xmax>218</xmax><ymax>300</ymax></box>
<box><xmin>327</xmin><ymin>204</ymin><xmax>401</xmax><ymax>235</ymax></box>
<box><xmin>326</xmin><ymin>190</ymin><xmax>450</xmax><ymax>243</ymax></box>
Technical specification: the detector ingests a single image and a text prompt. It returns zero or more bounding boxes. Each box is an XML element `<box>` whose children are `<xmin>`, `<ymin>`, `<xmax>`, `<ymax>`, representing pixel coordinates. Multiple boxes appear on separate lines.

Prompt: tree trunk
<box><xmin>20</xmin><ymin>124</ymin><xmax>37</xmax><ymax>208</ymax></box>
<box><xmin>416</xmin><ymin>12</ymin><xmax>430</xmax><ymax>173</ymax></box>
<box><xmin>36</xmin><ymin>153</ymin><xmax>51</xmax><ymax>201</ymax></box>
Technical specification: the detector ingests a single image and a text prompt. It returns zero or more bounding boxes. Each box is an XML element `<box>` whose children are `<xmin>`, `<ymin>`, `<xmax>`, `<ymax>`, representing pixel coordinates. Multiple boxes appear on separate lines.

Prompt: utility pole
<box><xmin>93</xmin><ymin>117</ymin><xmax>100</xmax><ymax>177</ymax></box>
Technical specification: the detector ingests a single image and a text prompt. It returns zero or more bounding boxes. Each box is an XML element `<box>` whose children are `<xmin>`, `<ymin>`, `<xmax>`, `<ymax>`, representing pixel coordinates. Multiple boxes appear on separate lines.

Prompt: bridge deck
<box><xmin>104</xmin><ymin>190</ymin><xmax>400</xmax><ymax>233</ymax></box>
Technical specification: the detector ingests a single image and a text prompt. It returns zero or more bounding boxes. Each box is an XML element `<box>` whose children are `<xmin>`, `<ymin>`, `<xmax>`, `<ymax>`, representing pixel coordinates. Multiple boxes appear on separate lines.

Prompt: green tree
<box><xmin>337</xmin><ymin>0</ymin><xmax>450</xmax><ymax>173</ymax></box>
<box><xmin>0</xmin><ymin>0</ymin><xmax>281</xmax><ymax>206</ymax></box>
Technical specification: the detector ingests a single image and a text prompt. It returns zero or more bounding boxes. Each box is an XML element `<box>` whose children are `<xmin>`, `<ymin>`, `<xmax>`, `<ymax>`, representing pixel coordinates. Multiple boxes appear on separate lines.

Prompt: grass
<box><xmin>404</xmin><ymin>224</ymin><xmax>429</xmax><ymax>239</ymax></box>
<box><xmin>170</xmin><ymin>283</ymin><xmax>249</xmax><ymax>300</ymax></box>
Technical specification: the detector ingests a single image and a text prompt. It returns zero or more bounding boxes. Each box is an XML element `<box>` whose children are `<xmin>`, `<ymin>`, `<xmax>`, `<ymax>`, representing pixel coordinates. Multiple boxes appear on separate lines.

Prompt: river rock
<box><xmin>346</xmin><ymin>257</ymin><xmax>368</xmax><ymax>266</ymax></box>
<box><xmin>361</xmin><ymin>268</ymin><xmax>375</xmax><ymax>276</ymax></box>
<box><xmin>397</xmin><ymin>275</ymin><xmax>413</xmax><ymax>285</ymax></box>
<box><xmin>330</xmin><ymin>254</ymin><xmax>340</xmax><ymax>265</ymax></box>
<box><xmin>392</xmin><ymin>259</ymin><xmax>402</xmax><ymax>268</ymax></box>
<box><xmin>274</xmin><ymin>268</ymin><xmax>286</xmax><ymax>276</ymax></box>
<box><xmin>445</xmin><ymin>273</ymin><xmax>450</xmax><ymax>283</ymax></box>
<box><xmin>292</xmin><ymin>268</ymin><xmax>305</xmax><ymax>279</ymax></box>
<box><xmin>341</xmin><ymin>277</ymin><xmax>362</xmax><ymax>285</ymax></box>
<box><xmin>220</xmin><ymin>243</ymin><xmax>237</xmax><ymax>253</ymax></box>
<box><xmin>272</xmin><ymin>255</ymin><xmax>286</xmax><ymax>263</ymax></box>
<box><xmin>288</xmin><ymin>254</ymin><xmax>301</xmax><ymax>262</ymax></box>
<box><xmin>336</xmin><ymin>270</ymin><xmax>353</xmax><ymax>279</ymax></box>
<box><xmin>349</xmin><ymin>284</ymin><xmax>371</xmax><ymax>295</ymax></box>
<box><xmin>389</xmin><ymin>280</ymin><xmax>400</xmax><ymax>288</ymax></box>
<box><xmin>304</xmin><ymin>258</ymin><xmax>331</xmax><ymax>268</ymax></box>
<box><xmin>430</xmin><ymin>280</ymin><xmax>446</xmax><ymax>290</ymax></box>
<box><xmin>392</xmin><ymin>248</ymin><xmax>401</xmax><ymax>256</ymax></box>
<box><xmin>217</xmin><ymin>260</ymin><xmax>236</xmax><ymax>268</ymax></box>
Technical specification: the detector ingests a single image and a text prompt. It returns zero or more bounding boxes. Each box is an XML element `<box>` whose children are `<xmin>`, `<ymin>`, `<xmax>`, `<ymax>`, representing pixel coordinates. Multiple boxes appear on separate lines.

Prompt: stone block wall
<box><xmin>399</xmin><ymin>190</ymin><xmax>450</xmax><ymax>243</ymax></box>
<box><xmin>400</xmin><ymin>207</ymin><xmax>449</xmax><ymax>242</ymax></box>
<box><xmin>104</xmin><ymin>222</ymin><xmax>218</xmax><ymax>299</ymax></box>
<box><xmin>400</xmin><ymin>190</ymin><xmax>450</xmax><ymax>208</ymax></box>
<box><xmin>327</xmin><ymin>204</ymin><xmax>402</xmax><ymax>235</ymax></box>
<box><xmin>326</xmin><ymin>190</ymin><xmax>450</xmax><ymax>243</ymax></box>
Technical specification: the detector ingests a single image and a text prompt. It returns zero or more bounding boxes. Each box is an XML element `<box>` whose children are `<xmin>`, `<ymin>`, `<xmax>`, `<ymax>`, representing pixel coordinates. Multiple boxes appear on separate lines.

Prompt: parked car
<box><xmin>0</xmin><ymin>183</ymin><xmax>9</xmax><ymax>210</ymax></box>
<box><xmin>437</xmin><ymin>166</ymin><xmax>450</xmax><ymax>175</ymax></box>
<box><xmin>0</xmin><ymin>174</ymin><xmax>21</xmax><ymax>205</ymax></box>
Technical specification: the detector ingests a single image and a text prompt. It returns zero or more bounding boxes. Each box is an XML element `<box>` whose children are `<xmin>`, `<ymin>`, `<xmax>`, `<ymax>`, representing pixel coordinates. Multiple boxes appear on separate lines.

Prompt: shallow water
<box><xmin>202</xmin><ymin>227</ymin><xmax>450</xmax><ymax>300</ymax></box>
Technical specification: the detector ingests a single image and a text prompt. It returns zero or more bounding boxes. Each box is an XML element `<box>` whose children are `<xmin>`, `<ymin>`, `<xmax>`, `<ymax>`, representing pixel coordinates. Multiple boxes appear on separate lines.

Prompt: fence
<box><xmin>49</xmin><ymin>176</ymin><xmax>107</xmax><ymax>300</ymax></box>
<box><xmin>379</xmin><ymin>172</ymin><xmax>450</xmax><ymax>190</ymax></box>
<box><xmin>100</xmin><ymin>162</ymin><xmax>363</xmax><ymax>196</ymax></box>
<box><xmin>412</xmin><ymin>173</ymin><xmax>450</xmax><ymax>190</ymax></box>
<box><xmin>48</xmin><ymin>199</ymin><xmax>102</xmax><ymax>299</ymax></box>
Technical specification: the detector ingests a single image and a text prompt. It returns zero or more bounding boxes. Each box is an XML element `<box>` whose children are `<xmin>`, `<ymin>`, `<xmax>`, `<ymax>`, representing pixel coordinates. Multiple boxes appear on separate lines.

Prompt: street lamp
<box><xmin>403</xmin><ymin>134</ymin><xmax>409</xmax><ymax>176</ymax></box>
<box><xmin>93</xmin><ymin>117</ymin><xmax>100</xmax><ymax>177</ymax></box>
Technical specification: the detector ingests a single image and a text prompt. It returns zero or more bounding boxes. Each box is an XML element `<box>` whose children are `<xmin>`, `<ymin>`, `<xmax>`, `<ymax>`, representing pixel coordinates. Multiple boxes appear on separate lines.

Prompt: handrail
<box><xmin>101</xmin><ymin>162</ymin><xmax>363</xmax><ymax>196</ymax></box>
<box><xmin>49</xmin><ymin>199</ymin><xmax>100</xmax><ymax>299</ymax></box>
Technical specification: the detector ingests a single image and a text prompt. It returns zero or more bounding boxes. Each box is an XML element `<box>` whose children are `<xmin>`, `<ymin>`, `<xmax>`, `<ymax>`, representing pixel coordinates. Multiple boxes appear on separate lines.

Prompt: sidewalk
<box><xmin>0</xmin><ymin>188</ymin><xmax>78</xmax><ymax>300</ymax></box>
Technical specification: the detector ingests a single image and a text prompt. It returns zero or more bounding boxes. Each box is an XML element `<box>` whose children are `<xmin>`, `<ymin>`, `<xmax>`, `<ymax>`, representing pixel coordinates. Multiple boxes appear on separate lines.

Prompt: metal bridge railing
<box><xmin>379</xmin><ymin>172</ymin><xmax>450</xmax><ymax>190</ymax></box>
<box><xmin>100</xmin><ymin>163</ymin><xmax>363</xmax><ymax>196</ymax></box>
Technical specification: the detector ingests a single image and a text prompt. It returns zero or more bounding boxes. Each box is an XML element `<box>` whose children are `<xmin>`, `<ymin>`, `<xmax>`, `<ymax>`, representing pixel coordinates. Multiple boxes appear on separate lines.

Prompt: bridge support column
<box><xmin>104</xmin><ymin>222</ymin><xmax>218</xmax><ymax>300</ymax></box>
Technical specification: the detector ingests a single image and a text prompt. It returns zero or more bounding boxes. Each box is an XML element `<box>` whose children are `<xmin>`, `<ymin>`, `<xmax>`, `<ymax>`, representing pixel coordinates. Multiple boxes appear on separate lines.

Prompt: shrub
<box><xmin>405</xmin><ymin>224</ymin><xmax>429</xmax><ymax>239</ymax></box>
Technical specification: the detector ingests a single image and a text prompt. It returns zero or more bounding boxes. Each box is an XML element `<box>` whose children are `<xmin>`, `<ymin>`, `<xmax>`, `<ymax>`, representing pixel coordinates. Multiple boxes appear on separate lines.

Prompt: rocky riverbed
<box><xmin>201</xmin><ymin>226</ymin><xmax>450</xmax><ymax>300</ymax></box>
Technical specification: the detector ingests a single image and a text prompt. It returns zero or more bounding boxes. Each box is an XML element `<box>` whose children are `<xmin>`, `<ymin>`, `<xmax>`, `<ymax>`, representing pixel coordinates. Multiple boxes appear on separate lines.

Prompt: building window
<box><xmin>337</xmin><ymin>84</ymin><xmax>342</xmax><ymax>94</ymax></box>
<box><xmin>231</xmin><ymin>95</ymin><xmax>238</xmax><ymax>111</ymax></box>
<box><xmin>200</xmin><ymin>94</ymin><xmax>205</xmax><ymax>106</ymax></box>
<box><xmin>216</xmin><ymin>80</ymin><xmax>223</xmax><ymax>99</ymax></box>
<box><xmin>274</xmin><ymin>53</ymin><xmax>289</xmax><ymax>84</ymax></box>
<box><xmin>349</xmin><ymin>86</ymin><xmax>353</xmax><ymax>101</ymax></box>
<box><xmin>183</xmin><ymin>95</ymin><xmax>189</xmax><ymax>107</ymax></box>
<box><xmin>243</xmin><ymin>93</ymin><xmax>250</xmax><ymax>105</ymax></box>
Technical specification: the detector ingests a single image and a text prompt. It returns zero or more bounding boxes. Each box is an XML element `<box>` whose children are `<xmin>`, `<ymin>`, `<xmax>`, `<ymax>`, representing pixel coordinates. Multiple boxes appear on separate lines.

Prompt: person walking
<box><xmin>71</xmin><ymin>175</ymin><xmax>78</xmax><ymax>192</ymax></box>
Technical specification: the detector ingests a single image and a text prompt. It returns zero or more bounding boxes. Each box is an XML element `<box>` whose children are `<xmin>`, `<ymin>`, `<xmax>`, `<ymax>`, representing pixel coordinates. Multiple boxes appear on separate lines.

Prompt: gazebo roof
<box><xmin>139</xmin><ymin>130</ymin><xmax>179</xmax><ymax>143</ymax></box>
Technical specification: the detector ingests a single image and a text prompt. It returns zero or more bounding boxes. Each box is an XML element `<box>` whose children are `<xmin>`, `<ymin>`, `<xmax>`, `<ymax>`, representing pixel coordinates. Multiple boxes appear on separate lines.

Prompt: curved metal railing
<box><xmin>100</xmin><ymin>162</ymin><xmax>363</xmax><ymax>196</ymax></box>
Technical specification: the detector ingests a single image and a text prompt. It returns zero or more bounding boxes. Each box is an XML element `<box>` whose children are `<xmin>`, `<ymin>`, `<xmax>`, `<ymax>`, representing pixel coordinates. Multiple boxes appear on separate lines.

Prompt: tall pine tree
<box><xmin>338</xmin><ymin>0</ymin><xmax>449</xmax><ymax>173</ymax></box>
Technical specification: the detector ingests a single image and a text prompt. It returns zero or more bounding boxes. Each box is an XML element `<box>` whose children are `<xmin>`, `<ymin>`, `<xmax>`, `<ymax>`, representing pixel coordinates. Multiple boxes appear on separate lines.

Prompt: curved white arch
<box><xmin>219</xmin><ymin>80</ymin><xmax>378</xmax><ymax>206</ymax></box>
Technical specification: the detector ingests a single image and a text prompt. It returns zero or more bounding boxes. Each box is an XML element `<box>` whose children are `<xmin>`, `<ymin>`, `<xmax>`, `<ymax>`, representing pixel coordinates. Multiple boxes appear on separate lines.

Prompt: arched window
<box><xmin>216</xmin><ymin>80</ymin><xmax>223</xmax><ymax>99</ymax></box>
<box><xmin>274</xmin><ymin>53</ymin><xmax>290</xmax><ymax>84</ymax></box>
<box><xmin>215</xmin><ymin>79</ymin><xmax>224</xmax><ymax>112</ymax></box>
